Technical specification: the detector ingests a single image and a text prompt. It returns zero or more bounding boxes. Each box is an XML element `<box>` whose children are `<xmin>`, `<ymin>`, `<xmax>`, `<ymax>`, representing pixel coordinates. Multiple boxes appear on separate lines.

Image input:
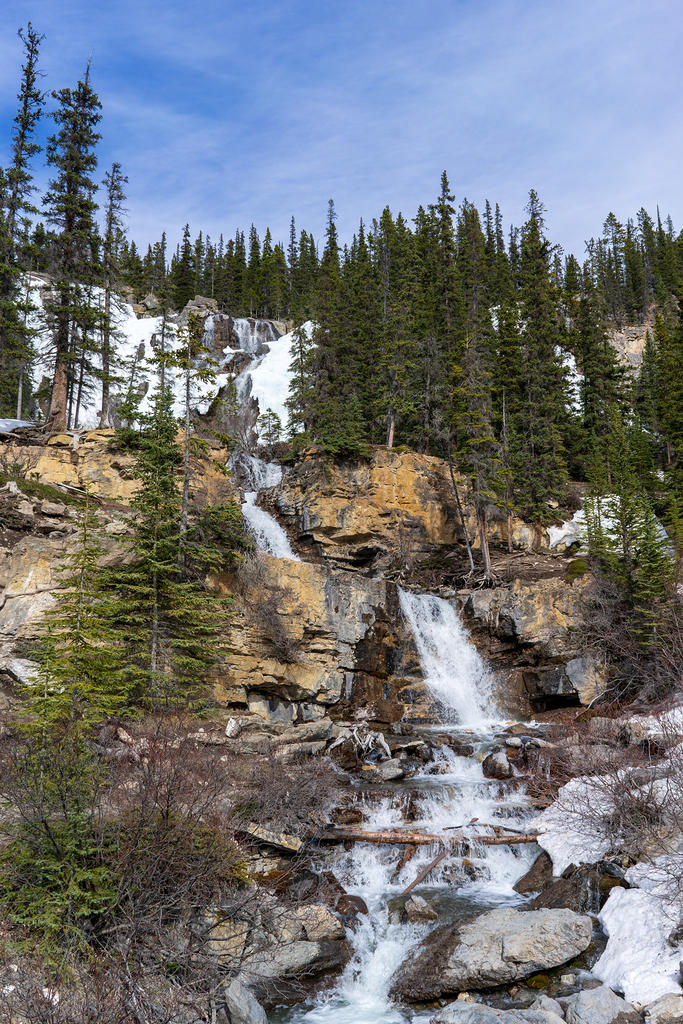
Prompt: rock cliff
<box><xmin>0</xmin><ymin>431</ymin><xmax>595</xmax><ymax>719</ymax></box>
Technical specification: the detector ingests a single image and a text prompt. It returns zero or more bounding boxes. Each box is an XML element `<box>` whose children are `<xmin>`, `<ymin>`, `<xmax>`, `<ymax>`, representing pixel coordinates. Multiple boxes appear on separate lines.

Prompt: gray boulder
<box><xmin>564</xmin><ymin>985</ymin><xmax>638</xmax><ymax>1024</ymax></box>
<box><xmin>431</xmin><ymin>1003</ymin><xmax>565</xmax><ymax>1023</ymax></box>
<box><xmin>644</xmin><ymin>994</ymin><xmax>683</xmax><ymax>1023</ymax></box>
<box><xmin>482</xmin><ymin>749</ymin><xmax>513</xmax><ymax>779</ymax></box>
<box><xmin>390</xmin><ymin>907</ymin><xmax>593</xmax><ymax>1000</ymax></box>
<box><xmin>224</xmin><ymin>977</ymin><xmax>267</xmax><ymax>1024</ymax></box>
<box><xmin>376</xmin><ymin>757</ymin><xmax>405</xmax><ymax>781</ymax></box>
<box><xmin>532</xmin><ymin>994</ymin><xmax>565</xmax><ymax>1017</ymax></box>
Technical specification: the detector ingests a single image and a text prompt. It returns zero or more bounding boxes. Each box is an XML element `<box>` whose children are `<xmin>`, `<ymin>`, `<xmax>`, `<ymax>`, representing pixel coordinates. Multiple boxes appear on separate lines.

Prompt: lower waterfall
<box><xmin>398</xmin><ymin>587</ymin><xmax>496</xmax><ymax>728</ymax></box>
<box><xmin>276</xmin><ymin>598</ymin><xmax>532</xmax><ymax>1024</ymax></box>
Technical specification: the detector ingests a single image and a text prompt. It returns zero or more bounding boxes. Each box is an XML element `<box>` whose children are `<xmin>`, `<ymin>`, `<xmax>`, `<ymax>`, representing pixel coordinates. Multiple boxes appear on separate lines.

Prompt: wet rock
<box><xmin>375</xmin><ymin>758</ymin><xmax>405</xmax><ymax>782</ymax></box>
<box><xmin>335</xmin><ymin>893</ymin><xmax>368</xmax><ymax>918</ymax></box>
<box><xmin>390</xmin><ymin>907</ymin><xmax>593</xmax><ymax>1001</ymax></box>
<box><xmin>224</xmin><ymin>977</ymin><xmax>267</xmax><ymax>1024</ymax></box>
<box><xmin>430</xmin><ymin>1003</ymin><xmax>565</xmax><ymax>1023</ymax></box>
<box><xmin>564</xmin><ymin>985</ymin><xmax>638</xmax><ymax>1023</ymax></box>
<box><xmin>527</xmin><ymin>862</ymin><xmax>626</xmax><ymax>913</ymax></box>
<box><xmin>643</xmin><ymin>994</ymin><xmax>683</xmax><ymax>1022</ymax></box>
<box><xmin>482</xmin><ymin>749</ymin><xmax>513</xmax><ymax>780</ymax></box>
<box><xmin>404</xmin><ymin>895</ymin><xmax>438</xmax><ymax>923</ymax></box>
<box><xmin>514</xmin><ymin>852</ymin><xmax>554</xmax><ymax>894</ymax></box>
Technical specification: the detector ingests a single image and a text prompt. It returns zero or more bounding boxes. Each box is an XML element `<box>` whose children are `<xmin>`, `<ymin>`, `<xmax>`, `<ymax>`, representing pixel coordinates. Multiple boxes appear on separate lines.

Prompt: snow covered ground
<box><xmin>530</xmin><ymin>742</ymin><xmax>683</xmax><ymax>1006</ymax></box>
<box><xmin>596</xmin><ymin>862</ymin><xmax>683</xmax><ymax>1005</ymax></box>
<box><xmin>235</xmin><ymin>320</ymin><xmax>314</xmax><ymax>432</ymax></box>
<box><xmin>23</xmin><ymin>275</ymin><xmax>305</xmax><ymax>436</ymax></box>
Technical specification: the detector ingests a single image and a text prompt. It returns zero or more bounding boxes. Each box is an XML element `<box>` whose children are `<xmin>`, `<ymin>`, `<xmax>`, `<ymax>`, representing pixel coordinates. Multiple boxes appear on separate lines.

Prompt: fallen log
<box><xmin>479</xmin><ymin>833</ymin><xmax>540</xmax><ymax>846</ymax></box>
<box><xmin>323</xmin><ymin>827</ymin><xmax>539</xmax><ymax>847</ymax></box>
<box><xmin>391</xmin><ymin>843</ymin><xmax>418</xmax><ymax>881</ymax></box>
<box><xmin>400</xmin><ymin>849</ymin><xmax>448</xmax><ymax>896</ymax></box>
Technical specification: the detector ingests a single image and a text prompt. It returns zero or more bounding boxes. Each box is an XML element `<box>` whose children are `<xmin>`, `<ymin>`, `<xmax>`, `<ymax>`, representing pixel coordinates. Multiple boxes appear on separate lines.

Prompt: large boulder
<box><xmin>223</xmin><ymin>977</ymin><xmax>267</xmax><ymax>1024</ymax></box>
<box><xmin>431</xmin><ymin>1003</ymin><xmax>565</xmax><ymax>1023</ymax></box>
<box><xmin>564</xmin><ymin>985</ymin><xmax>639</xmax><ymax>1024</ymax></box>
<box><xmin>390</xmin><ymin>907</ymin><xmax>593</xmax><ymax>1000</ymax></box>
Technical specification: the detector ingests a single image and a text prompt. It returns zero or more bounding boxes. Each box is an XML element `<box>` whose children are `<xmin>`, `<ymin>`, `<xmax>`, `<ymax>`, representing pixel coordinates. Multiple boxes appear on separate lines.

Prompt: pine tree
<box><xmin>108</xmin><ymin>355</ymin><xmax>226</xmax><ymax>706</ymax></box>
<box><xmin>0</xmin><ymin>23</ymin><xmax>44</xmax><ymax>418</ymax></box>
<box><xmin>30</xmin><ymin>492</ymin><xmax>126</xmax><ymax>727</ymax></box>
<box><xmin>43</xmin><ymin>64</ymin><xmax>102</xmax><ymax>430</ymax></box>
<box><xmin>171</xmin><ymin>224</ymin><xmax>194</xmax><ymax>311</ymax></box>
<box><xmin>450</xmin><ymin>200</ymin><xmax>500</xmax><ymax>575</ymax></box>
<box><xmin>98</xmin><ymin>162</ymin><xmax>127</xmax><ymax>427</ymax></box>
<box><xmin>514</xmin><ymin>190</ymin><xmax>568</xmax><ymax>522</ymax></box>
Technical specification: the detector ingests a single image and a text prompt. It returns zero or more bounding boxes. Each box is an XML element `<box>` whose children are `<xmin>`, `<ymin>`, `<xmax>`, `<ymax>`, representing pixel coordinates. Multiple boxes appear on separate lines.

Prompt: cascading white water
<box><xmin>282</xmin><ymin>747</ymin><xmax>534</xmax><ymax>1024</ymax></box>
<box><xmin>398</xmin><ymin>588</ymin><xmax>496</xmax><ymax>728</ymax></box>
<box><xmin>231</xmin><ymin>317</ymin><xmax>279</xmax><ymax>355</ymax></box>
<box><xmin>242</xmin><ymin>492</ymin><xmax>300</xmax><ymax>560</ymax></box>
<box><xmin>278</xmin><ymin>598</ymin><xmax>532</xmax><ymax>1024</ymax></box>
<box><xmin>235</xmin><ymin>454</ymin><xmax>300</xmax><ymax>561</ymax></box>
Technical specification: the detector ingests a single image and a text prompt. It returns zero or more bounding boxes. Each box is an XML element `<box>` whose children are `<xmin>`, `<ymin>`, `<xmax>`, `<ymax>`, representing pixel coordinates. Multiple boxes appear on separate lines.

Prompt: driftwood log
<box><xmin>324</xmin><ymin>827</ymin><xmax>539</xmax><ymax>847</ymax></box>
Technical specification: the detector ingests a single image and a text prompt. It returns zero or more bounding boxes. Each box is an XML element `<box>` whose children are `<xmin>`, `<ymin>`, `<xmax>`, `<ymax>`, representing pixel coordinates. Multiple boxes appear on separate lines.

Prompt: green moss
<box><xmin>0</xmin><ymin>470</ymin><xmax>83</xmax><ymax>506</ymax></box>
<box><xmin>526</xmin><ymin>973</ymin><xmax>552</xmax><ymax>989</ymax></box>
<box><xmin>566</xmin><ymin>556</ymin><xmax>589</xmax><ymax>581</ymax></box>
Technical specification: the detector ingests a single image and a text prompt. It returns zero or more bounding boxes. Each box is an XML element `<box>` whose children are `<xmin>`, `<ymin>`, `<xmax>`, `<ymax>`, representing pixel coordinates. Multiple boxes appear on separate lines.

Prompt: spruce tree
<box><xmin>514</xmin><ymin>190</ymin><xmax>568</xmax><ymax>523</ymax></box>
<box><xmin>0</xmin><ymin>23</ymin><xmax>44</xmax><ymax>418</ymax></box>
<box><xmin>43</xmin><ymin>64</ymin><xmax>102</xmax><ymax>430</ymax></box>
<box><xmin>29</xmin><ymin>492</ymin><xmax>126</xmax><ymax>726</ymax></box>
<box><xmin>98</xmin><ymin>162</ymin><xmax>128</xmax><ymax>427</ymax></box>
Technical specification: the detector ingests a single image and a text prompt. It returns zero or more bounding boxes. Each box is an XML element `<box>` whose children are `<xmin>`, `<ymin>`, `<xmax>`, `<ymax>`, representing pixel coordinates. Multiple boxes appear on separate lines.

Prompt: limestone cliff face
<box><xmin>465</xmin><ymin>575</ymin><xmax>601</xmax><ymax>708</ymax></box>
<box><xmin>0</xmin><ymin>480</ymin><xmax>424</xmax><ymax>724</ymax></box>
<box><xmin>271</xmin><ymin>448</ymin><xmax>543</xmax><ymax>572</ymax></box>
<box><xmin>0</xmin><ymin>429</ymin><xmax>237</xmax><ymax>506</ymax></box>
<box><xmin>215</xmin><ymin>555</ymin><xmax>423</xmax><ymax>723</ymax></box>
<box><xmin>0</xmin><ymin>432</ymin><xmax>594</xmax><ymax>720</ymax></box>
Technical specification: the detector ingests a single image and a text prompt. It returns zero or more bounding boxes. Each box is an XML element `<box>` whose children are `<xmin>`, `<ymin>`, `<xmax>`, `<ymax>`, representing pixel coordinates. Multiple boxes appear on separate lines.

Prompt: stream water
<box><xmin>270</xmin><ymin>587</ymin><xmax>533</xmax><ymax>1023</ymax></box>
<box><xmin>234</xmin><ymin>455</ymin><xmax>534</xmax><ymax>1022</ymax></box>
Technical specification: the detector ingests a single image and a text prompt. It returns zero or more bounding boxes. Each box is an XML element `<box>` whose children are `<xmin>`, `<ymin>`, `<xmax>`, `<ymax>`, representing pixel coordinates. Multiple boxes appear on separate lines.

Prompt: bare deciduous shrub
<box><xmin>0</xmin><ymin>715</ymin><xmax>344</xmax><ymax>1020</ymax></box>
<box><xmin>528</xmin><ymin>711</ymin><xmax>683</xmax><ymax>915</ymax></box>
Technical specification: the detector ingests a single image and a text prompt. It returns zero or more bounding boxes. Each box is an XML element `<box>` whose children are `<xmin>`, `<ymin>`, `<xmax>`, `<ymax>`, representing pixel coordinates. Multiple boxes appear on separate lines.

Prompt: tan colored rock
<box><xmin>271</xmin><ymin>448</ymin><xmax>546</xmax><ymax>570</ymax></box>
<box><xmin>295</xmin><ymin>904</ymin><xmax>346</xmax><ymax>941</ymax></box>
<box><xmin>3</xmin><ymin>429</ymin><xmax>237</xmax><ymax>505</ymax></box>
<box><xmin>468</xmin><ymin>576</ymin><xmax>589</xmax><ymax>660</ymax></box>
<box><xmin>219</xmin><ymin>554</ymin><xmax>418</xmax><ymax>719</ymax></box>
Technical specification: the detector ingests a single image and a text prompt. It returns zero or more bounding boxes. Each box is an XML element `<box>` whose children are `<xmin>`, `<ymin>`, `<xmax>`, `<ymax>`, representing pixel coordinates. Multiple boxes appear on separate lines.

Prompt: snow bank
<box><xmin>0</xmin><ymin>419</ymin><xmax>33</xmax><ymax>432</ymax></box>
<box><xmin>596</xmin><ymin>883</ymin><xmax>683</xmax><ymax>1005</ymax></box>
<box><xmin>24</xmin><ymin>274</ymin><xmax>305</xmax><ymax>433</ymax></box>
<box><xmin>529</xmin><ymin>776</ymin><xmax>614</xmax><ymax>875</ymax></box>
<box><xmin>547</xmin><ymin>508</ymin><xmax>586</xmax><ymax>551</ymax></box>
<box><xmin>238</xmin><ymin>321</ymin><xmax>314</xmax><ymax>433</ymax></box>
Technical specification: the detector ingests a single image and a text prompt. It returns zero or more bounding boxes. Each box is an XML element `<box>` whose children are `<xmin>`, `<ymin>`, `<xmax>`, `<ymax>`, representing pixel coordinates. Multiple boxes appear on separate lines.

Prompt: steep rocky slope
<box><xmin>0</xmin><ymin>431</ymin><xmax>595</xmax><ymax>720</ymax></box>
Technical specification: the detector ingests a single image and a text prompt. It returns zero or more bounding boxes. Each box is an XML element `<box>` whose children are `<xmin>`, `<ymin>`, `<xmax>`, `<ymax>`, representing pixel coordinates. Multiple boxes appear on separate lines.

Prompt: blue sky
<box><xmin>1</xmin><ymin>0</ymin><xmax>681</xmax><ymax>259</ymax></box>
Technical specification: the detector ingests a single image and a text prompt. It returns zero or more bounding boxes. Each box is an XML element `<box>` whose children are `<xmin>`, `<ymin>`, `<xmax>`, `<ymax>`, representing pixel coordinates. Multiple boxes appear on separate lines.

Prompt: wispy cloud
<box><xmin>1</xmin><ymin>0</ymin><xmax>681</xmax><ymax>258</ymax></box>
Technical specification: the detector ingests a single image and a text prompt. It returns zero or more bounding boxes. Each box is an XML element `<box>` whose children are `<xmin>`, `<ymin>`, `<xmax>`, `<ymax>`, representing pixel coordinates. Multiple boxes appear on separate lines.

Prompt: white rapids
<box><xmin>398</xmin><ymin>588</ymin><xmax>496</xmax><ymax>728</ymax></box>
<box><xmin>276</xmin><ymin>601</ymin><xmax>533</xmax><ymax>1024</ymax></box>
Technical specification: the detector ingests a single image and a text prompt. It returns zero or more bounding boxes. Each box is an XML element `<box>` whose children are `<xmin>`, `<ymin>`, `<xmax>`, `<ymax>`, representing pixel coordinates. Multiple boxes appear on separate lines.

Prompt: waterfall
<box><xmin>283</xmin><ymin>748</ymin><xmax>533</xmax><ymax>1024</ymax></box>
<box><xmin>398</xmin><ymin>588</ymin><xmax>496</xmax><ymax>729</ymax></box>
<box><xmin>234</xmin><ymin>454</ymin><xmax>300</xmax><ymax>561</ymax></box>
<box><xmin>242</xmin><ymin>492</ymin><xmax>300</xmax><ymax>560</ymax></box>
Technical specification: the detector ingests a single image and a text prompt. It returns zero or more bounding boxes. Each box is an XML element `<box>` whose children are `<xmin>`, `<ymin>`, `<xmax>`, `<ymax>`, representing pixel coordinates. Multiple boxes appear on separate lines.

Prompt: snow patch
<box><xmin>595</xmin><ymin>885</ymin><xmax>683</xmax><ymax>1005</ymax></box>
<box><xmin>529</xmin><ymin>775</ymin><xmax>614</xmax><ymax>875</ymax></box>
<box><xmin>237</xmin><ymin>321</ymin><xmax>314</xmax><ymax>434</ymax></box>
